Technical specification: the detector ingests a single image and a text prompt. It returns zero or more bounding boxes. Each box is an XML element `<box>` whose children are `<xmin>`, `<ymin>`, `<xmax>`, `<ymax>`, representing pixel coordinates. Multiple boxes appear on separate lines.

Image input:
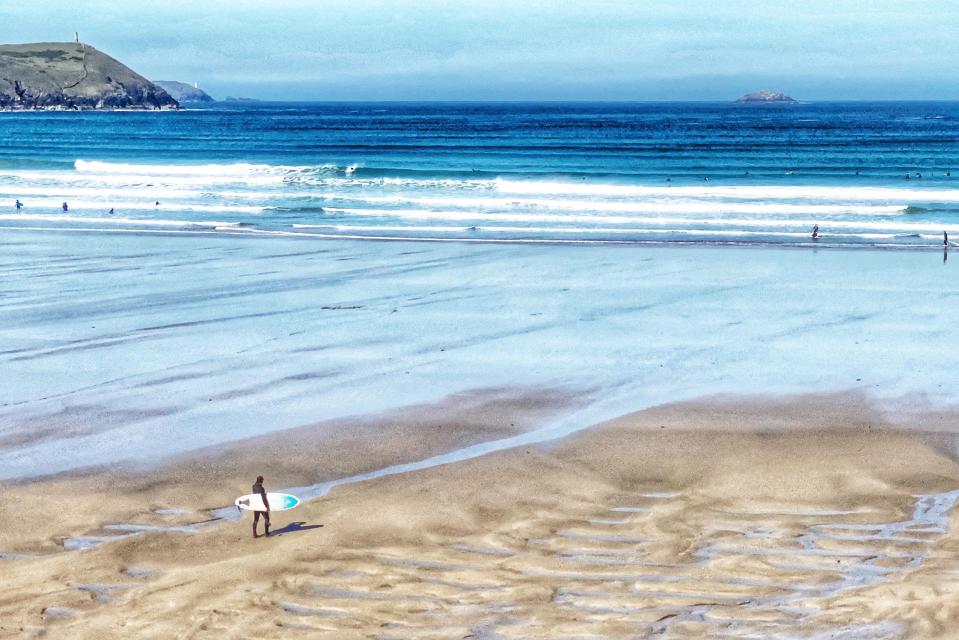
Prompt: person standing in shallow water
<box><xmin>252</xmin><ymin>475</ymin><xmax>270</xmax><ymax>538</ymax></box>
<box><xmin>812</xmin><ymin>224</ymin><xmax>819</xmax><ymax>240</ymax></box>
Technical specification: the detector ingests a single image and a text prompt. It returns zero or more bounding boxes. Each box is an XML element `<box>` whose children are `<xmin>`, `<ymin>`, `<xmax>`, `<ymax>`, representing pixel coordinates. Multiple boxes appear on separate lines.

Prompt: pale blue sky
<box><xmin>3</xmin><ymin>0</ymin><xmax>958</xmax><ymax>100</ymax></box>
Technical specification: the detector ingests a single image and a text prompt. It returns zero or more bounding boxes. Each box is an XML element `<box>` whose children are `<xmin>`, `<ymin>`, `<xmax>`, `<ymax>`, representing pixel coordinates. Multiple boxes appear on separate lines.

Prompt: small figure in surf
<box><xmin>108</xmin><ymin>208</ymin><xmax>114</xmax><ymax>215</ymax></box>
<box><xmin>812</xmin><ymin>224</ymin><xmax>820</xmax><ymax>240</ymax></box>
<box><xmin>252</xmin><ymin>475</ymin><xmax>270</xmax><ymax>538</ymax></box>
<box><xmin>15</xmin><ymin>199</ymin><xmax>22</xmax><ymax>211</ymax></box>
<box><xmin>155</xmin><ymin>200</ymin><xmax>160</xmax><ymax>206</ymax></box>
<box><xmin>62</xmin><ymin>202</ymin><xmax>68</xmax><ymax>212</ymax></box>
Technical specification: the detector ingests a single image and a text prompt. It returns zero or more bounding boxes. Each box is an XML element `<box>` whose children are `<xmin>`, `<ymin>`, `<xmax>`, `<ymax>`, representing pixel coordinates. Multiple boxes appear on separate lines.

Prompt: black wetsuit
<box><xmin>252</xmin><ymin>481</ymin><xmax>270</xmax><ymax>535</ymax></box>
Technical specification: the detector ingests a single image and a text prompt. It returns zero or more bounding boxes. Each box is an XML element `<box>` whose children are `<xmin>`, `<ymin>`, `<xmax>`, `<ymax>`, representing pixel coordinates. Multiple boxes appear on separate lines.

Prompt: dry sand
<box><xmin>3</xmin><ymin>390</ymin><xmax>959</xmax><ymax>639</ymax></box>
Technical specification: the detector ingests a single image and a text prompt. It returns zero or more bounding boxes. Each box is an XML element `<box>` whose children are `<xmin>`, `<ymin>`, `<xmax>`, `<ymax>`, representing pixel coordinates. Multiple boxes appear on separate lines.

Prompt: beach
<box><xmin>1</xmin><ymin>227</ymin><xmax>958</xmax><ymax>638</ymax></box>
<box><xmin>3</xmin><ymin>98</ymin><xmax>959</xmax><ymax>640</ymax></box>
<box><xmin>4</xmin><ymin>391</ymin><xmax>959</xmax><ymax>639</ymax></box>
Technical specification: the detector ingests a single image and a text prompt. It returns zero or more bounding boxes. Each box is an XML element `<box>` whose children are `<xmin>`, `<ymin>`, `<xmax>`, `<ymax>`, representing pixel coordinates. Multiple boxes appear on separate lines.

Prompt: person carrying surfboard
<box><xmin>252</xmin><ymin>475</ymin><xmax>271</xmax><ymax>538</ymax></box>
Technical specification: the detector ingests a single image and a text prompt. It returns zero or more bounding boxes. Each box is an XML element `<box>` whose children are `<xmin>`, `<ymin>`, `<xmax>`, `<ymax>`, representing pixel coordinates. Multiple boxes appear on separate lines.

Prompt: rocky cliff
<box><xmin>0</xmin><ymin>42</ymin><xmax>178</xmax><ymax>110</ymax></box>
<box><xmin>735</xmin><ymin>91</ymin><xmax>798</xmax><ymax>104</ymax></box>
<box><xmin>154</xmin><ymin>80</ymin><xmax>215</xmax><ymax>104</ymax></box>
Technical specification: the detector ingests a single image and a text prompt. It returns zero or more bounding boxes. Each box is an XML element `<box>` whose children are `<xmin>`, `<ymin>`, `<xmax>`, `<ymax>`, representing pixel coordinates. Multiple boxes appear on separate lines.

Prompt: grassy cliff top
<box><xmin>0</xmin><ymin>42</ymin><xmax>176</xmax><ymax>108</ymax></box>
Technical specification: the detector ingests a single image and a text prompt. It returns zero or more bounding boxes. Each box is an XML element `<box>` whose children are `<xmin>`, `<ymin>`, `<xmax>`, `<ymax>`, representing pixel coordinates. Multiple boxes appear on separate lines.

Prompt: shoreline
<box><xmin>1</xmin><ymin>222</ymin><xmax>956</xmax><ymax>251</ymax></box>
<box><xmin>0</xmin><ymin>386</ymin><xmax>582</xmax><ymax>553</ymax></box>
<box><xmin>4</xmin><ymin>391</ymin><xmax>959</xmax><ymax>638</ymax></box>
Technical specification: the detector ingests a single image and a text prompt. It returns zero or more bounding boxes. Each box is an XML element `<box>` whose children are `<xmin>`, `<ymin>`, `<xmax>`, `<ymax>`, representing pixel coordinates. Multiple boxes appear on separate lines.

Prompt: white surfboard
<box><xmin>235</xmin><ymin>492</ymin><xmax>300</xmax><ymax>512</ymax></box>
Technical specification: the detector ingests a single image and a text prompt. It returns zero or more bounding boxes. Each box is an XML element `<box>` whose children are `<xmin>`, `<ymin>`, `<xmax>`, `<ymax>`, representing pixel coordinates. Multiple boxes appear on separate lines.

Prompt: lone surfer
<box><xmin>62</xmin><ymin>202</ymin><xmax>69</xmax><ymax>212</ymax></box>
<box><xmin>812</xmin><ymin>224</ymin><xmax>819</xmax><ymax>240</ymax></box>
<box><xmin>15</xmin><ymin>199</ymin><xmax>22</xmax><ymax>211</ymax></box>
<box><xmin>252</xmin><ymin>475</ymin><xmax>270</xmax><ymax>538</ymax></box>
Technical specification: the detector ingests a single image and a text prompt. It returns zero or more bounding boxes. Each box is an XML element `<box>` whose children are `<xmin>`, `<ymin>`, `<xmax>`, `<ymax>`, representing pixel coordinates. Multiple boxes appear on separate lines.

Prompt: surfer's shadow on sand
<box><xmin>268</xmin><ymin>522</ymin><xmax>323</xmax><ymax>537</ymax></box>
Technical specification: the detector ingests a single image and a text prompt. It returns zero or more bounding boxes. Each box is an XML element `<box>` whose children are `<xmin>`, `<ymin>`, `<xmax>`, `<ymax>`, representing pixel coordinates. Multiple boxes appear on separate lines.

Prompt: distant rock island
<box><xmin>735</xmin><ymin>91</ymin><xmax>798</xmax><ymax>104</ymax></box>
<box><xmin>0</xmin><ymin>42</ymin><xmax>178</xmax><ymax>110</ymax></box>
<box><xmin>154</xmin><ymin>80</ymin><xmax>214</xmax><ymax>104</ymax></box>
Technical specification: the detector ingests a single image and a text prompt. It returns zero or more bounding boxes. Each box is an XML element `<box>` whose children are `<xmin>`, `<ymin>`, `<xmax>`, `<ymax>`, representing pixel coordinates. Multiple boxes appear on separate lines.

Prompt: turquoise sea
<box><xmin>1</xmin><ymin>101</ymin><xmax>958</xmax><ymax>247</ymax></box>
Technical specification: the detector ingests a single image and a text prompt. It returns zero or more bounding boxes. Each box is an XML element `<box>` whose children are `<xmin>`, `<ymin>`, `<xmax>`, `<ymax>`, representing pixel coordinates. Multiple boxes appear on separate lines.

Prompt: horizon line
<box><xmin>199</xmin><ymin>98</ymin><xmax>959</xmax><ymax>105</ymax></box>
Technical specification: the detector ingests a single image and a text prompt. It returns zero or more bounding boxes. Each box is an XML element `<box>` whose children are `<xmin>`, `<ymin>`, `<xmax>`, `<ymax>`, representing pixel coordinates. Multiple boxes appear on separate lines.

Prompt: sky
<box><xmin>2</xmin><ymin>0</ymin><xmax>959</xmax><ymax>101</ymax></box>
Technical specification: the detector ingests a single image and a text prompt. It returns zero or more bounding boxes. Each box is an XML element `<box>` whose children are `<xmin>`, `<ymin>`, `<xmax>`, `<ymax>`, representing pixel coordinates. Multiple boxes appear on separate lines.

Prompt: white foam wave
<box><xmin>1</xmin><ymin>171</ymin><xmax>285</xmax><ymax>187</ymax></box>
<box><xmin>289</xmin><ymin>176</ymin><xmax>495</xmax><ymax>191</ymax></box>
<box><xmin>302</xmin><ymin>216</ymin><xmax>959</xmax><ymax>233</ymax></box>
<box><xmin>0</xmin><ymin>160</ymin><xmax>956</xmax><ymax>248</ymax></box>
<box><xmin>7</xmin><ymin>163</ymin><xmax>959</xmax><ymax>205</ymax></box>
<box><xmin>320</xmin><ymin>207</ymin><xmax>925</xmax><ymax>226</ymax></box>
<box><xmin>290</xmin><ymin>224</ymin><xmax>919</xmax><ymax>241</ymax></box>
<box><xmin>494</xmin><ymin>180</ymin><xmax>959</xmax><ymax>202</ymax></box>
<box><xmin>326</xmin><ymin>195</ymin><xmax>906</xmax><ymax>216</ymax></box>
<box><xmin>1</xmin><ymin>198</ymin><xmax>264</xmax><ymax>214</ymax></box>
<box><xmin>0</xmin><ymin>186</ymin><xmax>201</xmax><ymax>199</ymax></box>
<box><xmin>75</xmin><ymin>160</ymin><xmax>285</xmax><ymax>176</ymax></box>
<box><xmin>0</xmin><ymin>213</ymin><xmax>240</xmax><ymax>228</ymax></box>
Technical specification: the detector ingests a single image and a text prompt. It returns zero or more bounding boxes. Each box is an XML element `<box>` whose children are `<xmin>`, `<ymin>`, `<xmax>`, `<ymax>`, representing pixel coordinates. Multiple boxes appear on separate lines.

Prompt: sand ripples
<box><xmin>248</xmin><ymin>489</ymin><xmax>959</xmax><ymax>638</ymax></box>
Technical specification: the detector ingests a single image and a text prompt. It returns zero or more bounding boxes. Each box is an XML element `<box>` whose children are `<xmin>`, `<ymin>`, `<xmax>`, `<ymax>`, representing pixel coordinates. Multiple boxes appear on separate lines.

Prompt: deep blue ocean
<box><xmin>1</xmin><ymin>101</ymin><xmax>958</xmax><ymax>247</ymax></box>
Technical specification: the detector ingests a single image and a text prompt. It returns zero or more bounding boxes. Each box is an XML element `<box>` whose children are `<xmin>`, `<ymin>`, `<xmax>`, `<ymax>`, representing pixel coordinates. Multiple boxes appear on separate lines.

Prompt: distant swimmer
<box><xmin>812</xmin><ymin>224</ymin><xmax>820</xmax><ymax>240</ymax></box>
<box><xmin>666</xmin><ymin>178</ymin><xmax>671</xmax><ymax>183</ymax></box>
<box><xmin>251</xmin><ymin>475</ymin><xmax>270</xmax><ymax>538</ymax></box>
<box><xmin>108</xmin><ymin>207</ymin><xmax>114</xmax><ymax>215</ymax></box>
<box><xmin>905</xmin><ymin>173</ymin><xmax>911</xmax><ymax>180</ymax></box>
<box><xmin>703</xmin><ymin>177</ymin><xmax>709</xmax><ymax>182</ymax></box>
<box><xmin>15</xmin><ymin>199</ymin><xmax>22</xmax><ymax>211</ymax></box>
<box><xmin>62</xmin><ymin>202</ymin><xmax>68</xmax><ymax>212</ymax></box>
<box><xmin>345</xmin><ymin>164</ymin><xmax>357</xmax><ymax>175</ymax></box>
<box><xmin>155</xmin><ymin>200</ymin><xmax>160</xmax><ymax>206</ymax></box>
<box><xmin>916</xmin><ymin>172</ymin><xmax>922</xmax><ymax>179</ymax></box>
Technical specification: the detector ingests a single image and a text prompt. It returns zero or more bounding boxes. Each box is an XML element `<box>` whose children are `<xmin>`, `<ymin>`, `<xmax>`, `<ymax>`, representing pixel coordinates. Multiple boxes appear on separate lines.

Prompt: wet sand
<box><xmin>4</xmin><ymin>391</ymin><xmax>959</xmax><ymax>639</ymax></box>
<box><xmin>4</xmin><ymin>231</ymin><xmax>959</xmax><ymax>482</ymax></box>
